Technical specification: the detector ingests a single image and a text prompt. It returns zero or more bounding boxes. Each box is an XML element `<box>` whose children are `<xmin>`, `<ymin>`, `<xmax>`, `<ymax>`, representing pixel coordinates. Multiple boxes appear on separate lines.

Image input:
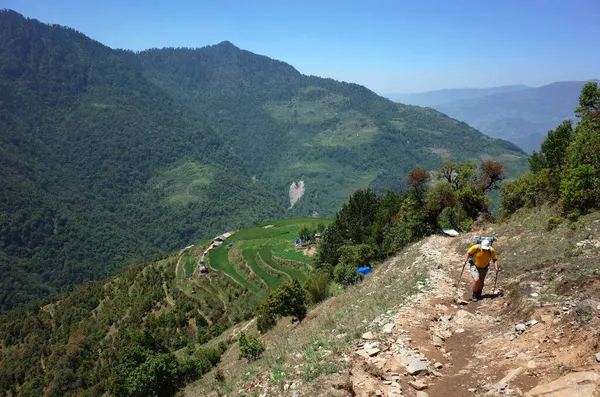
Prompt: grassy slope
<box><xmin>185</xmin><ymin>206</ymin><xmax>600</xmax><ymax>396</ymax></box>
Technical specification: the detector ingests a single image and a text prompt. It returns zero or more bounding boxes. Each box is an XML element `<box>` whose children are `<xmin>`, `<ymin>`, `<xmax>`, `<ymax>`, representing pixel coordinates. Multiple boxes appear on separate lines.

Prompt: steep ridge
<box><xmin>191</xmin><ymin>209</ymin><xmax>600</xmax><ymax>397</ymax></box>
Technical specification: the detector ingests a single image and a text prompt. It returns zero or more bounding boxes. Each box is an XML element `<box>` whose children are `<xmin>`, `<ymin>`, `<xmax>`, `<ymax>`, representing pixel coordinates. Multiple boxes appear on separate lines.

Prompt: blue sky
<box><xmin>4</xmin><ymin>0</ymin><xmax>599</xmax><ymax>93</ymax></box>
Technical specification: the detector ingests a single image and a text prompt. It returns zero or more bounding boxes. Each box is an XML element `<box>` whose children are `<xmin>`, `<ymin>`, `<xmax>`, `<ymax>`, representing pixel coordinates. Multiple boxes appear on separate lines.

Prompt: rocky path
<box><xmin>348</xmin><ymin>235</ymin><xmax>600</xmax><ymax>397</ymax></box>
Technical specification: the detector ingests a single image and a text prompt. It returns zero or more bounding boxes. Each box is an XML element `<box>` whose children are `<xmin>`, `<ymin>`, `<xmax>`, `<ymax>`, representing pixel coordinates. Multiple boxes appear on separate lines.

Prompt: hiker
<box><xmin>464</xmin><ymin>239</ymin><xmax>499</xmax><ymax>301</ymax></box>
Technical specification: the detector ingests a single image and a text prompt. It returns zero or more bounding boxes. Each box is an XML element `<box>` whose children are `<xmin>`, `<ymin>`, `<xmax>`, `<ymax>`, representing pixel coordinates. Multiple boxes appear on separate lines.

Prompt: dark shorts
<box><xmin>470</xmin><ymin>264</ymin><xmax>488</xmax><ymax>280</ymax></box>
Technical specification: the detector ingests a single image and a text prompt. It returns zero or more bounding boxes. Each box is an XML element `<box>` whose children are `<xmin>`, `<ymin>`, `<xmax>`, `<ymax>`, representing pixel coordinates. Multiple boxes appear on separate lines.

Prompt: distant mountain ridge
<box><xmin>387</xmin><ymin>80</ymin><xmax>598</xmax><ymax>152</ymax></box>
<box><xmin>0</xmin><ymin>10</ymin><xmax>528</xmax><ymax>310</ymax></box>
<box><xmin>385</xmin><ymin>84</ymin><xmax>530</xmax><ymax>107</ymax></box>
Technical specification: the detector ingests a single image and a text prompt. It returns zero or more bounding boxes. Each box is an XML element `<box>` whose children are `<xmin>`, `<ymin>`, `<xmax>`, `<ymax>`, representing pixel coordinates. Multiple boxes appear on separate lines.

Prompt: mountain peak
<box><xmin>213</xmin><ymin>40</ymin><xmax>240</xmax><ymax>51</ymax></box>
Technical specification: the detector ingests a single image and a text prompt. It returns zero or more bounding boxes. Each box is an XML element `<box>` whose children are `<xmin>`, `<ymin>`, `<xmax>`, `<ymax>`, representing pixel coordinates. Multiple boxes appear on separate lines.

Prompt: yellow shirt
<box><xmin>468</xmin><ymin>245</ymin><xmax>497</xmax><ymax>268</ymax></box>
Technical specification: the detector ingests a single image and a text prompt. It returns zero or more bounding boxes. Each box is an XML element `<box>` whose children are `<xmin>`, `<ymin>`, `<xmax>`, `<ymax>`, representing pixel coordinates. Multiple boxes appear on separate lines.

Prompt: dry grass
<box><xmin>184</xmin><ymin>240</ymin><xmax>429</xmax><ymax>396</ymax></box>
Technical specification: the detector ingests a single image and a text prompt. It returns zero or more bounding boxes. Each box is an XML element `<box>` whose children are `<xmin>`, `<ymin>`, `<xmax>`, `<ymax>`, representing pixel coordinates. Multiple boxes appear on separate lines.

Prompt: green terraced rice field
<box><xmin>242</xmin><ymin>245</ymin><xmax>284</xmax><ymax>290</ymax></box>
<box><xmin>259</xmin><ymin>244</ymin><xmax>307</xmax><ymax>282</ymax></box>
<box><xmin>208</xmin><ymin>246</ymin><xmax>261</xmax><ymax>294</ymax></box>
<box><xmin>182</xmin><ymin>218</ymin><xmax>332</xmax><ymax>296</ymax></box>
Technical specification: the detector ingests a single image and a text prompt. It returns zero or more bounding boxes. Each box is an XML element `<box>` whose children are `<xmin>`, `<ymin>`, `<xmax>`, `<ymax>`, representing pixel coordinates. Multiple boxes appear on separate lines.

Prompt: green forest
<box><xmin>0</xmin><ymin>9</ymin><xmax>527</xmax><ymax>313</ymax></box>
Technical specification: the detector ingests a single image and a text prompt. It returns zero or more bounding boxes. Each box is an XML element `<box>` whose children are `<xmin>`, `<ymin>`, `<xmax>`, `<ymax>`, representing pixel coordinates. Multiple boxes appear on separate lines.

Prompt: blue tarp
<box><xmin>357</xmin><ymin>267</ymin><xmax>371</xmax><ymax>275</ymax></box>
<box><xmin>228</xmin><ymin>243</ymin><xmax>234</xmax><ymax>247</ymax></box>
<box><xmin>296</xmin><ymin>239</ymin><xmax>301</xmax><ymax>244</ymax></box>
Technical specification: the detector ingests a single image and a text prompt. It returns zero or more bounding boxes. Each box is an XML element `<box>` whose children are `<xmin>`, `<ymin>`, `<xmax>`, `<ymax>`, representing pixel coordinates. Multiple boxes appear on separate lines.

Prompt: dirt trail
<box><xmin>349</xmin><ymin>234</ymin><xmax>600</xmax><ymax>397</ymax></box>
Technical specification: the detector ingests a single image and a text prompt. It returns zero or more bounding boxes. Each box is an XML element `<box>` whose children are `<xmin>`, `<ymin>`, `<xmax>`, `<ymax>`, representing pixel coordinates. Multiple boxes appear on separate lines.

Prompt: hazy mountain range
<box><xmin>386</xmin><ymin>80</ymin><xmax>597</xmax><ymax>152</ymax></box>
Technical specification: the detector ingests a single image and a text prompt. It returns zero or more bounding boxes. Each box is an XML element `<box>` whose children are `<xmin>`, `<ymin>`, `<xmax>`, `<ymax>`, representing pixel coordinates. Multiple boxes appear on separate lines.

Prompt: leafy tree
<box><xmin>256</xmin><ymin>279</ymin><xmax>307</xmax><ymax>333</ymax></box>
<box><xmin>298</xmin><ymin>226</ymin><xmax>312</xmax><ymax>242</ymax></box>
<box><xmin>501</xmin><ymin>82</ymin><xmax>600</xmax><ymax>217</ymax></box>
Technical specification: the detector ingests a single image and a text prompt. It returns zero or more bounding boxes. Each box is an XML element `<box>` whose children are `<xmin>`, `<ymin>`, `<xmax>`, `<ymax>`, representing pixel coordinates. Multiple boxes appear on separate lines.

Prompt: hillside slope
<box><xmin>136</xmin><ymin>43</ymin><xmax>528</xmax><ymax>212</ymax></box>
<box><xmin>0</xmin><ymin>10</ymin><xmax>528</xmax><ymax>310</ymax></box>
<box><xmin>188</xmin><ymin>208</ymin><xmax>600</xmax><ymax>397</ymax></box>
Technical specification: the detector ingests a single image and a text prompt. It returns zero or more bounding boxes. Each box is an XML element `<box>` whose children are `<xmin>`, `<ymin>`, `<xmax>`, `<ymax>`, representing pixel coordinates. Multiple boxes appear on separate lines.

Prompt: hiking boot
<box><xmin>476</xmin><ymin>290</ymin><xmax>483</xmax><ymax>300</ymax></box>
<box><xmin>471</xmin><ymin>293</ymin><xmax>478</xmax><ymax>302</ymax></box>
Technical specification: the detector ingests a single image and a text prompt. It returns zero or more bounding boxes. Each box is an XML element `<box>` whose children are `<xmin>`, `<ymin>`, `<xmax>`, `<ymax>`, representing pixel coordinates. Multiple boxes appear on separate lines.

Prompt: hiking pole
<box><xmin>493</xmin><ymin>268</ymin><xmax>500</xmax><ymax>296</ymax></box>
<box><xmin>455</xmin><ymin>260</ymin><xmax>467</xmax><ymax>294</ymax></box>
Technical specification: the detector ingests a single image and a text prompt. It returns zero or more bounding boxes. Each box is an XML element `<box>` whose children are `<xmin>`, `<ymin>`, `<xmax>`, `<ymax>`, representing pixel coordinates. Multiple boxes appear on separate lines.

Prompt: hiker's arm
<box><xmin>464</xmin><ymin>251</ymin><xmax>470</xmax><ymax>263</ymax></box>
<box><xmin>493</xmin><ymin>258</ymin><xmax>499</xmax><ymax>271</ymax></box>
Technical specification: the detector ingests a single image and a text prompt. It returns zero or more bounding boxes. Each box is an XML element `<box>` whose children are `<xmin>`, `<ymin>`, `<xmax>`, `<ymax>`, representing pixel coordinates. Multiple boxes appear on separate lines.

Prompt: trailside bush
<box><xmin>256</xmin><ymin>309</ymin><xmax>277</xmax><ymax>333</ymax></box>
<box><xmin>333</xmin><ymin>262</ymin><xmax>362</xmax><ymax>285</ymax></box>
<box><xmin>305</xmin><ymin>272</ymin><xmax>331</xmax><ymax>303</ymax></box>
<box><xmin>238</xmin><ymin>333</ymin><xmax>264</xmax><ymax>361</ymax></box>
<box><xmin>546</xmin><ymin>217</ymin><xmax>561</xmax><ymax>231</ymax></box>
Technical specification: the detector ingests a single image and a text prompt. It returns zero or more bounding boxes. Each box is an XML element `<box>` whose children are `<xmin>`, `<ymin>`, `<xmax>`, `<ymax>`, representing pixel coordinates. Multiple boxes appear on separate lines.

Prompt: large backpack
<box><xmin>470</xmin><ymin>235</ymin><xmax>497</xmax><ymax>263</ymax></box>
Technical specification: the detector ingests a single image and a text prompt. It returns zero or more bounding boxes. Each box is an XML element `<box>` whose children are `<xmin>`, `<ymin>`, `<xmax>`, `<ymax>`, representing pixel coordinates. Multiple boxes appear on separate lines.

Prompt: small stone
<box><xmin>468</xmin><ymin>388</ymin><xmax>477</xmax><ymax>392</ymax></box>
<box><xmin>407</xmin><ymin>358</ymin><xmax>429</xmax><ymax>375</ymax></box>
<box><xmin>382</xmin><ymin>323</ymin><xmax>395</xmax><ymax>333</ymax></box>
<box><xmin>553</xmin><ymin>338</ymin><xmax>560</xmax><ymax>344</ymax></box>
<box><xmin>408</xmin><ymin>380</ymin><xmax>428</xmax><ymax>390</ymax></box>
<box><xmin>416</xmin><ymin>392</ymin><xmax>429</xmax><ymax>397</ymax></box>
<box><xmin>454</xmin><ymin>328</ymin><xmax>465</xmax><ymax>334</ymax></box>
<box><xmin>434</xmin><ymin>362</ymin><xmax>444</xmax><ymax>369</ymax></box>
<box><xmin>527</xmin><ymin>360</ymin><xmax>537</xmax><ymax>369</ymax></box>
<box><xmin>595</xmin><ymin>352</ymin><xmax>600</xmax><ymax>362</ymax></box>
<box><xmin>362</xmin><ymin>331</ymin><xmax>375</xmax><ymax>340</ymax></box>
<box><xmin>431</xmin><ymin>370</ymin><xmax>443</xmax><ymax>377</ymax></box>
<box><xmin>336</xmin><ymin>333</ymin><xmax>347</xmax><ymax>339</ymax></box>
<box><xmin>458</xmin><ymin>299</ymin><xmax>469</xmax><ymax>305</ymax></box>
<box><xmin>366</xmin><ymin>348</ymin><xmax>381</xmax><ymax>356</ymax></box>
<box><xmin>496</xmin><ymin>383</ymin><xmax>507</xmax><ymax>390</ymax></box>
<box><xmin>526</xmin><ymin>319</ymin><xmax>538</xmax><ymax>326</ymax></box>
<box><xmin>432</xmin><ymin>335</ymin><xmax>444</xmax><ymax>347</ymax></box>
<box><xmin>382</xmin><ymin>381</ymin><xmax>392</xmax><ymax>385</ymax></box>
<box><xmin>375</xmin><ymin>390</ymin><xmax>383</xmax><ymax>396</ymax></box>
<box><xmin>530</xmin><ymin>293</ymin><xmax>539</xmax><ymax>297</ymax></box>
<box><xmin>284</xmin><ymin>383</ymin><xmax>290</xmax><ymax>391</ymax></box>
<box><xmin>515</xmin><ymin>323</ymin><xmax>527</xmax><ymax>332</ymax></box>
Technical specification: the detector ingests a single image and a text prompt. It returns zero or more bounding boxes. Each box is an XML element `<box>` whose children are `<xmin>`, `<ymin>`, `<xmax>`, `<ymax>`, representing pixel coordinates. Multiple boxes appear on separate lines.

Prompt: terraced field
<box><xmin>176</xmin><ymin>218</ymin><xmax>331</xmax><ymax>297</ymax></box>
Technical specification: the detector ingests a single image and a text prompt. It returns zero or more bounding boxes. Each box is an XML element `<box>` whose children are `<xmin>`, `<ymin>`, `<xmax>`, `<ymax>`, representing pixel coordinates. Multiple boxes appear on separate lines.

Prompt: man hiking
<box><xmin>464</xmin><ymin>239</ymin><xmax>499</xmax><ymax>301</ymax></box>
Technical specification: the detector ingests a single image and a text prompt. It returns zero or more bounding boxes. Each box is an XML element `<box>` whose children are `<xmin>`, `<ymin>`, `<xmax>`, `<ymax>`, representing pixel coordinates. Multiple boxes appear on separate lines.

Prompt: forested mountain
<box><xmin>0</xmin><ymin>10</ymin><xmax>528</xmax><ymax>310</ymax></box>
<box><xmin>388</xmin><ymin>81</ymin><xmax>597</xmax><ymax>153</ymax></box>
<box><xmin>385</xmin><ymin>84</ymin><xmax>529</xmax><ymax>107</ymax></box>
<box><xmin>0</xmin><ymin>10</ymin><xmax>285</xmax><ymax>311</ymax></box>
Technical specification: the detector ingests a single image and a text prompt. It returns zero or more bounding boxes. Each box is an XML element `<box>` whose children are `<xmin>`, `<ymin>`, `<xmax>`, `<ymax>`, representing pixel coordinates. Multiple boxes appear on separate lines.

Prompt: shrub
<box><xmin>238</xmin><ymin>332</ymin><xmax>265</xmax><ymax>361</ymax></box>
<box><xmin>256</xmin><ymin>309</ymin><xmax>277</xmax><ymax>333</ymax></box>
<box><xmin>305</xmin><ymin>272</ymin><xmax>331</xmax><ymax>303</ymax></box>
<box><xmin>333</xmin><ymin>262</ymin><xmax>362</xmax><ymax>286</ymax></box>
<box><xmin>214</xmin><ymin>369</ymin><xmax>225</xmax><ymax>382</ymax></box>
<box><xmin>547</xmin><ymin>216</ymin><xmax>561</xmax><ymax>231</ymax></box>
<box><xmin>261</xmin><ymin>279</ymin><xmax>307</xmax><ymax>321</ymax></box>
